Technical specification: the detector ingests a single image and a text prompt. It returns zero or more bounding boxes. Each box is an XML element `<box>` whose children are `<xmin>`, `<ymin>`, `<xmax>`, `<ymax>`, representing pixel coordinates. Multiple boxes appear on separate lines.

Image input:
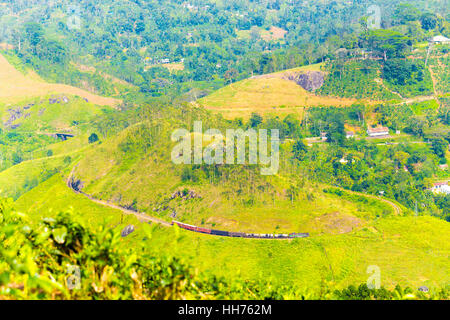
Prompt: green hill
<box><xmin>198</xmin><ymin>52</ymin><xmax>440</xmax><ymax>121</ymax></box>
<box><xmin>7</xmin><ymin>102</ymin><xmax>447</xmax><ymax>292</ymax></box>
<box><xmin>198</xmin><ymin>63</ymin><xmax>359</xmax><ymax>119</ymax></box>
<box><xmin>14</xmin><ymin>171</ymin><xmax>450</xmax><ymax>290</ymax></box>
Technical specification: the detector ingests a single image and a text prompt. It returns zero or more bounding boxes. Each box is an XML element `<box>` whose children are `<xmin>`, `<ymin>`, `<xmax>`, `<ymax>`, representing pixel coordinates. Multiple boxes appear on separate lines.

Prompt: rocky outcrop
<box><xmin>170</xmin><ymin>189</ymin><xmax>202</xmax><ymax>200</ymax></box>
<box><xmin>282</xmin><ymin>71</ymin><xmax>325</xmax><ymax>92</ymax></box>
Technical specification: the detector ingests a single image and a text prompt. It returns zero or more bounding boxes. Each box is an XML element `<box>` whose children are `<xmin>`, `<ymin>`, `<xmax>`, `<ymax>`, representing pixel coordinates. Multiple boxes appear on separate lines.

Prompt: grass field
<box><xmin>198</xmin><ymin>64</ymin><xmax>361</xmax><ymax>119</ymax></box>
<box><xmin>0</xmin><ymin>53</ymin><xmax>121</xmax><ymax>106</ymax></box>
<box><xmin>236</xmin><ymin>26</ymin><xmax>288</xmax><ymax>42</ymax></box>
<box><xmin>145</xmin><ymin>62</ymin><xmax>185</xmax><ymax>72</ymax></box>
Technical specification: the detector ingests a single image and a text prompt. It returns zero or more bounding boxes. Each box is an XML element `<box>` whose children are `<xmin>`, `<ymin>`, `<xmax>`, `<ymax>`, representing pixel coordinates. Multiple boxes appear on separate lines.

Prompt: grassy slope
<box><xmin>428</xmin><ymin>51</ymin><xmax>450</xmax><ymax>96</ymax></box>
<box><xmin>318</xmin><ymin>60</ymin><xmax>400</xmax><ymax>101</ymax></box>
<box><xmin>200</xmin><ymin>51</ymin><xmax>447</xmax><ymax>120</ymax></box>
<box><xmin>0</xmin><ymin>132</ymin><xmax>96</xmax><ymax>199</ymax></box>
<box><xmin>30</xmin><ymin>134</ymin><xmax>90</xmax><ymax>159</ymax></box>
<box><xmin>198</xmin><ymin>63</ymin><xmax>357</xmax><ymax>119</ymax></box>
<box><xmin>15</xmin><ymin>174</ymin><xmax>450</xmax><ymax>290</ymax></box>
<box><xmin>0</xmin><ymin>150</ymin><xmax>82</xmax><ymax>199</ymax></box>
<box><xmin>0</xmin><ymin>96</ymin><xmax>107</xmax><ymax>133</ymax></box>
<box><xmin>15</xmin><ymin>175</ymin><xmax>142</xmax><ymax>232</ymax></box>
<box><xmin>67</xmin><ymin>123</ymin><xmax>396</xmax><ymax>234</ymax></box>
<box><xmin>152</xmin><ymin>215</ymin><xmax>450</xmax><ymax>290</ymax></box>
<box><xmin>0</xmin><ymin>53</ymin><xmax>120</xmax><ymax>106</ymax></box>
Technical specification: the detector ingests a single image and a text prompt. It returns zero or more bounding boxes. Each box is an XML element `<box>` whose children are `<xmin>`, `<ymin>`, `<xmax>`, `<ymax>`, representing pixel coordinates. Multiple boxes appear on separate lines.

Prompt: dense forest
<box><xmin>0</xmin><ymin>0</ymin><xmax>448</xmax><ymax>98</ymax></box>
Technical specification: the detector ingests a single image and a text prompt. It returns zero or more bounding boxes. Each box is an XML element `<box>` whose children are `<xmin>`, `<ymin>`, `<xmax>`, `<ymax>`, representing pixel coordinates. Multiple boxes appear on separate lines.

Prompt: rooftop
<box><xmin>430</xmin><ymin>35</ymin><xmax>450</xmax><ymax>42</ymax></box>
<box><xmin>368</xmin><ymin>126</ymin><xmax>389</xmax><ymax>133</ymax></box>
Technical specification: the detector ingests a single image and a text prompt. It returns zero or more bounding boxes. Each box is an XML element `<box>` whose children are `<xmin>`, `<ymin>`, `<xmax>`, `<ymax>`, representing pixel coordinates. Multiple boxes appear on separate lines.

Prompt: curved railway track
<box><xmin>66</xmin><ymin>165</ymin><xmax>308</xmax><ymax>239</ymax></box>
<box><xmin>66</xmin><ymin>165</ymin><xmax>402</xmax><ymax>239</ymax></box>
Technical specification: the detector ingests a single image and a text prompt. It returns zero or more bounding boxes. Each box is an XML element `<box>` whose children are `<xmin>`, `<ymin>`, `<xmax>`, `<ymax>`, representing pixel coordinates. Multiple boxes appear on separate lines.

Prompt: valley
<box><xmin>0</xmin><ymin>0</ymin><xmax>449</xmax><ymax>300</ymax></box>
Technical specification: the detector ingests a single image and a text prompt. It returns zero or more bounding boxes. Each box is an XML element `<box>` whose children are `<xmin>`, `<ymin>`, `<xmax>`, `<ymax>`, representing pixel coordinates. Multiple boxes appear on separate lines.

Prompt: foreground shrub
<box><xmin>0</xmin><ymin>199</ymin><xmax>448</xmax><ymax>300</ymax></box>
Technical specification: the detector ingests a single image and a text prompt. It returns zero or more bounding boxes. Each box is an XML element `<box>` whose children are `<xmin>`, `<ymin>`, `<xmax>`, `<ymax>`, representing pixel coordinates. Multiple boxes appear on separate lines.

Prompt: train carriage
<box><xmin>173</xmin><ymin>220</ymin><xmax>308</xmax><ymax>239</ymax></box>
<box><xmin>196</xmin><ymin>227</ymin><xmax>212</xmax><ymax>234</ymax></box>
<box><xmin>289</xmin><ymin>233</ymin><xmax>310</xmax><ymax>238</ymax></box>
<box><xmin>229</xmin><ymin>232</ymin><xmax>245</xmax><ymax>238</ymax></box>
<box><xmin>211</xmin><ymin>229</ymin><xmax>229</xmax><ymax>237</ymax></box>
<box><xmin>172</xmin><ymin>221</ymin><xmax>196</xmax><ymax>231</ymax></box>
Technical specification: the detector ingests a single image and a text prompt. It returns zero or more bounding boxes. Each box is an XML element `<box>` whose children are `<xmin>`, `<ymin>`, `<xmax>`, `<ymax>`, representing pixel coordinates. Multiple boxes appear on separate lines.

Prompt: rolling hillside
<box><xmin>15</xmin><ymin>169</ymin><xmax>450</xmax><ymax>290</ymax></box>
<box><xmin>1</xmin><ymin>0</ymin><xmax>449</xmax><ymax>301</ymax></box>
<box><xmin>198</xmin><ymin>64</ymin><xmax>359</xmax><ymax>119</ymax></box>
<box><xmin>198</xmin><ymin>49</ymin><xmax>443</xmax><ymax>120</ymax></box>
<box><xmin>0</xmin><ymin>53</ymin><xmax>121</xmax><ymax>106</ymax></box>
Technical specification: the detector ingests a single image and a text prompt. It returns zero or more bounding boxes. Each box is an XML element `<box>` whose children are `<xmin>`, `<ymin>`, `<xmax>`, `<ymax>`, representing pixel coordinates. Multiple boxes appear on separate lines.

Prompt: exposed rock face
<box><xmin>4</xmin><ymin>107</ymin><xmax>24</xmax><ymax>128</ymax></box>
<box><xmin>282</xmin><ymin>71</ymin><xmax>325</xmax><ymax>92</ymax></box>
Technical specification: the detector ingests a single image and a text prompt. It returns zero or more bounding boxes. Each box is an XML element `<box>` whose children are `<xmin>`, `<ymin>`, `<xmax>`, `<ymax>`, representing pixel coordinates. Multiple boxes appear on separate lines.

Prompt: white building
<box><xmin>367</xmin><ymin>126</ymin><xmax>389</xmax><ymax>137</ymax></box>
<box><xmin>431</xmin><ymin>182</ymin><xmax>450</xmax><ymax>195</ymax></box>
<box><xmin>346</xmin><ymin>131</ymin><xmax>355</xmax><ymax>139</ymax></box>
<box><xmin>430</xmin><ymin>35</ymin><xmax>450</xmax><ymax>44</ymax></box>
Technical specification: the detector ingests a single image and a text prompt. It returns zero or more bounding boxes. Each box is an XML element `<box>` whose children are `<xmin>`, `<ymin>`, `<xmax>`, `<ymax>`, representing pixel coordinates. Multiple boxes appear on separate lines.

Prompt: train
<box><xmin>172</xmin><ymin>221</ymin><xmax>309</xmax><ymax>239</ymax></box>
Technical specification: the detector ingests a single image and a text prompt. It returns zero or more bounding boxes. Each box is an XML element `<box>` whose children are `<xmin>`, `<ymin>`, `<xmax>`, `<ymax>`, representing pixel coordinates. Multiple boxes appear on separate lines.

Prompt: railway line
<box><xmin>66</xmin><ymin>165</ymin><xmax>402</xmax><ymax>239</ymax></box>
<box><xmin>66</xmin><ymin>165</ymin><xmax>309</xmax><ymax>239</ymax></box>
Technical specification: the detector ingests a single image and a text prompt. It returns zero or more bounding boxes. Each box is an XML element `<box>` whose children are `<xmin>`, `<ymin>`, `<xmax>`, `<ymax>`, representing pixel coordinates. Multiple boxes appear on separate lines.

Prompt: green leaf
<box><xmin>52</xmin><ymin>227</ymin><xmax>68</xmax><ymax>244</ymax></box>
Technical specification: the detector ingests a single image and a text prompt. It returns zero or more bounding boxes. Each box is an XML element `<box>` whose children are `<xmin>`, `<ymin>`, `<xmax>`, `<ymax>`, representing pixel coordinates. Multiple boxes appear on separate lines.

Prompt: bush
<box><xmin>88</xmin><ymin>133</ymin><xmax>99</xmax><ymax>144</ymax></box>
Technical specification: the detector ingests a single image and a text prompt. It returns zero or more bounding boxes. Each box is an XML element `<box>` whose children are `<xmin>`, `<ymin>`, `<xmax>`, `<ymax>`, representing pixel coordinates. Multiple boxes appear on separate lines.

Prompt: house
<box><xmin>346</xmin><ymin>131</ymin><xmax>355</xmax><ymax>139</ymax></box>
<box><xmin>367</xmin><ymin>126</ymin><xmax>389</xmax><ymax>137</ymax></box>
<box><xmin>320</xmin><ymin>132</ymin><xmax>328</xmax><ymax>141</ymax></box>
<box><xmin>429</xmin><ymin>35</ymin><xmax>450</xmax><ymax>44</ymax></box>
<box><xmin>431</xmin><ymin>182</ymin><xmax>450</xmax><ymax>195</ymax></box>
